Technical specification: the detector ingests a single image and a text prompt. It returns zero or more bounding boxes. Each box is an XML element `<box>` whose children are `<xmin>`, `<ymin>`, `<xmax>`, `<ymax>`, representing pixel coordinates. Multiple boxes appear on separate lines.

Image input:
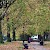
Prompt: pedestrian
<box><xmin>28</xmin><ymin>37</ymin><xmax>31</xmax><ymax>43</ymax></box>
<box><xmin>40</xmin><ymin>35</ymin><xmax>44</xmax><ymax>45</ymax></box>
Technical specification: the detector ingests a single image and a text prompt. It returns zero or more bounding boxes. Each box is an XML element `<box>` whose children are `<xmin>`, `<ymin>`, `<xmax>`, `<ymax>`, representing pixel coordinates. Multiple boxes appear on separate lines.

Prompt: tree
<box><xmin>6</xmin><ymin>17</ymin><xmax>11</xmax><ymax>42</ymax></box>
<box><xmin>12</xmin><ymin>21</ymin><xmax>16</xmax><ymax>41</ymax></box>
<box><xmin>0</xmin><ymin>0</ymin><xmax>16</xmax><ymax>43</ymax></box>
<box><xmin>1</xmin><ymin>0</ymin><xmax>50</xmax><ymax>40</ymax></box>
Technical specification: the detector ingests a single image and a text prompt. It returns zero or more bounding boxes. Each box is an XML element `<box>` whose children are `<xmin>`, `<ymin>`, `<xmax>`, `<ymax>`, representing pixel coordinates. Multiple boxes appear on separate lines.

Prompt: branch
<box><xmin>0</xmin><ymin>0</ymin><xmax>16</xmax><ymax>20</ymax></box>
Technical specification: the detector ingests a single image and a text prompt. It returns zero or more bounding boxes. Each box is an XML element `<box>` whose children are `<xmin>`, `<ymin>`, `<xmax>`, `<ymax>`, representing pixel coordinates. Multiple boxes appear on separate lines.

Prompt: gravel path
<box><xmin>29</xmin><ymin>42</ymin><xmax>46</xmax><ymax>50</ymax></box>
<box><xmin>23</xmin><ymin>42</ymin><xmax>50</xmax><ymax>50</ymax></box>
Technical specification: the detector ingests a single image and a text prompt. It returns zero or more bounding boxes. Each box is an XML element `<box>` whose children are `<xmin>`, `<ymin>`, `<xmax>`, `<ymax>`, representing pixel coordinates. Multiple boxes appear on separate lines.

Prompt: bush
<box><xmin>19</xmin><ymin>33</ymin><xmax>30</xmax><ymax>41</ymax></box>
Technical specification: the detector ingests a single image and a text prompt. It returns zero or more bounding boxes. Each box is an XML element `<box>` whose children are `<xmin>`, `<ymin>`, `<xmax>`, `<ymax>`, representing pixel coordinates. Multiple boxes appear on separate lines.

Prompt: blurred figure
<box><xmin>28</xmin><ymin>37</ymin><xmax>31</xmax><ymax>43</ymax></box>
<box><xmin>39</xmin><ymin>35</ymin><xmax>44</xmax><ymax>45</ymax></box>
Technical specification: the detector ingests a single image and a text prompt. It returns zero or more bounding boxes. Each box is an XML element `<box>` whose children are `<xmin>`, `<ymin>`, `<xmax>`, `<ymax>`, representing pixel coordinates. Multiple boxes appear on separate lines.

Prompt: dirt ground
<box><xmin>0</xmin><ymin>41</ymin><xmax>50</xmax><ymax>50</ymax></box>
<box><xmin>44</xmin><ymin>41</ymin><xmax>50</xmax><ymax>49</ymax></box>
<box><xmin>0</xmin><ymin>41</ymin><xmax>23</xmax><ymax>50</ymax></box>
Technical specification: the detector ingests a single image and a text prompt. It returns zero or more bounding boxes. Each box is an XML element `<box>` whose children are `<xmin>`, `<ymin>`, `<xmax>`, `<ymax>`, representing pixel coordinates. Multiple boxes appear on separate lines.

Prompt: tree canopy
<box><xmin>1</xmin><ymin>0</ymin><xmax>50</xmax><ymax>37</ymax></box>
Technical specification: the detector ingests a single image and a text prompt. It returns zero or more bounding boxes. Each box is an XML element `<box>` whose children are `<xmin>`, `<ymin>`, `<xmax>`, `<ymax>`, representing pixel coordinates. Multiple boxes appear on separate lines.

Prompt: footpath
<box><xmin>23</xmin><ymin>42</ymin><xmax>50</xmax><ymax>50</ymax></box>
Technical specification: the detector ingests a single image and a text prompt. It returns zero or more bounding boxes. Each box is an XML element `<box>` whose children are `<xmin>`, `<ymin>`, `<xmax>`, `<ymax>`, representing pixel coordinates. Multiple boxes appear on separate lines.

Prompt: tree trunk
<box><xmin>44</xmin><ymin>32</ymin><xmax>48</xmax><ymax>41</ymax></box>
<box><xmin>0</xmin><ymin>20</ymin><xmax>3</xmax><ymax>43</ymax></box>
<box><xmin>7</xmin><ymin>23</ymin><xmax>11</xmax><ymax>42</ymax></box>
<box><xmin>12</xmin><ymin>29</ymin><xmax>16</xmax><ymax>41</ymax></box>
<box><xmin>7</xmin><ymin>32</ymin><xmax>11</xmax><ymax>42</ymax></box>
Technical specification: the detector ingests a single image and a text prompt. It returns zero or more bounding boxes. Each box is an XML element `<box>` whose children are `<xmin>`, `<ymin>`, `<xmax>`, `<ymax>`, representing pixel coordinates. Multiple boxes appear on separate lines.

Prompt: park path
<box><xmin>28</xmin><ymin>42</ymin><xmax>47</xmax><ymax>50</ymax></box>
<box><xmin>23</xmin><ymin>42</ymin><xmax>50</xmax><ymax>50</ymax></box>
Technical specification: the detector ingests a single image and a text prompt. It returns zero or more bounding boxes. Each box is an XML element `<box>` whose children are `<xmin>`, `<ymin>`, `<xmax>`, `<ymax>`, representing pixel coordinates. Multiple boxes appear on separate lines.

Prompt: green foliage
<box><xmin>19</xmin><ymin>33</ymin><xmax>30</xmax><ymax>41</ymax></box>
<box><xmin>0</xmin><ymin>33</ymin><xmax>4</xmax><ymax>43</ymax></box>
<box><xmin>28</xmin><ymin>25</ymin><xmax>35</xmax><ymax>35</ymax></box>
<box><xmin>1</xmin><ymin>0</ymin><xmax>50</xmax><ymax>39</ymax></box>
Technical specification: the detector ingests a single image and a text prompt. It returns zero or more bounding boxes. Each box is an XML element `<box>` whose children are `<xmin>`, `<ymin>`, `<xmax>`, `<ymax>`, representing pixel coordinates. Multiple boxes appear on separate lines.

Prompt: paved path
<box><xmin>23</xmin><ymin>42</ymin><xmax>50</xmax><ymax>50</ymax></box>
<box><xmin>28</xmin><ymin>42</ymin><xmax>47</xmax><ymax>50</ymax></box>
